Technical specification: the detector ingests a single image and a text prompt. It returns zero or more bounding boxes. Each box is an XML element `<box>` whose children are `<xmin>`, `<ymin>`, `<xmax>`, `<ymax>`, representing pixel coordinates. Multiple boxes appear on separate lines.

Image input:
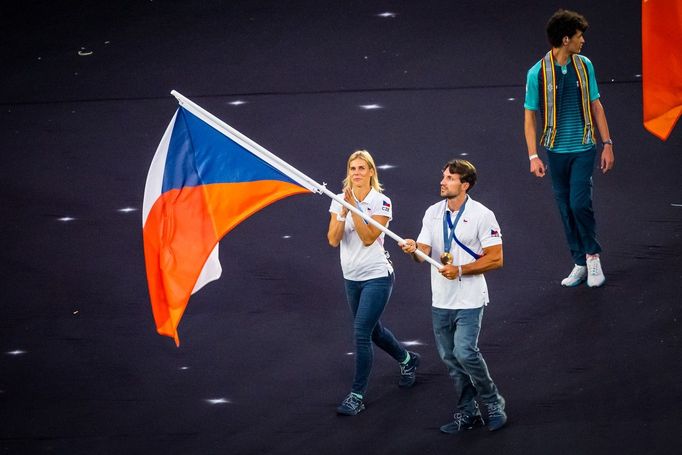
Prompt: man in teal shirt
<box><xmin>524</xmin><ymin>9</ymin><xmax>615</xmax><ymax>288</ymax></box>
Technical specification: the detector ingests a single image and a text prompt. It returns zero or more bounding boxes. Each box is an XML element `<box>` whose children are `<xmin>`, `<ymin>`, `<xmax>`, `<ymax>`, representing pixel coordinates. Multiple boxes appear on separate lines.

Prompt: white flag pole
<box><xmin>318</xmin><ymin>187</ymin><xmax>443</xmax><ymax>269</ymax></box>
<box><xmin>170</xmin><ymin>91</ymin><xmax>443</xmax><ymax>270</ymax></box>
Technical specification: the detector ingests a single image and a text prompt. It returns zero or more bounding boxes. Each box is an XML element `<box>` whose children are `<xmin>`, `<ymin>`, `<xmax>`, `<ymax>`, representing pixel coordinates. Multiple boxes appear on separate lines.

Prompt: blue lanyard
<box><xmin>442</xmin><ymin>197</ymin><xmax>481</xmax><ymax>261</ymax></box>
<box><xmin>354</xmin><ymin>200</ymin><xmax>369</xmax><ymax>225</ymax></box>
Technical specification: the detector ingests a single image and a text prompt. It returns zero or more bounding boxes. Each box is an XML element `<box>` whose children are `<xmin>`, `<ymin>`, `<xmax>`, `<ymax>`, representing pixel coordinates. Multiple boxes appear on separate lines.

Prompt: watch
<box><xmin>602</xmin><ymin>139</ymin><xmax>613</xmax><ymax>146</ymax></box>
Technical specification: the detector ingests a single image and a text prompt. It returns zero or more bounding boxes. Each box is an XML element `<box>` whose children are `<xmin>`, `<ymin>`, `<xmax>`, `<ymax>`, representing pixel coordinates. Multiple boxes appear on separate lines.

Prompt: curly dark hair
<box><xmin>442</xmin><ymin>159</ymin><xmax>477</xmax><ymax>191</ymax></box>
<box><xmin>546</xmin><ymin>9</ymin><xmax>588</xmax><ymax>48</ymax></box>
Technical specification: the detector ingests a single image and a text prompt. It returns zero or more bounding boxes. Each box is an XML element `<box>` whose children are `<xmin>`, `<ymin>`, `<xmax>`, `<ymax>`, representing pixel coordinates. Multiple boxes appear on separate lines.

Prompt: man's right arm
<box><xmin>524</xmin><ymin>63</ymin><xmax>547</xmax><ymax>178</ymax></box>
<box><xmin>524</xmin><ymin>109</ymin><xmax>546</xmax><ymax>177</ymax></box>
<box><xmin>400</xmin><ymin>239</ymin><xmax>431</xmax><ymax>263</ymax></box>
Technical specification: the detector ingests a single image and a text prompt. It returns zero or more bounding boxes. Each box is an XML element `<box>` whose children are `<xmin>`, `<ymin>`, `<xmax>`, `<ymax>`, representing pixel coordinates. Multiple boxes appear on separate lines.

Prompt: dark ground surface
<box><xmin>2</xmin><ymin>1</ymin><xmax>681</xmax><ymax>454</ymax></box>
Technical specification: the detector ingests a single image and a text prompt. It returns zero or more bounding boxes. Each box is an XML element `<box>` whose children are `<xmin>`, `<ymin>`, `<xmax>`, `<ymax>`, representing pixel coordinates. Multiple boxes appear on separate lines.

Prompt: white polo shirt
<box><xmin>329</xmin><ymin>188</ymin><xmax>394</xmax><ymax>281</ymax></box>
<box><xmin>416</xmin><ymin>196</ymin><xmax>502</xmax><ymax>310</ymax></box>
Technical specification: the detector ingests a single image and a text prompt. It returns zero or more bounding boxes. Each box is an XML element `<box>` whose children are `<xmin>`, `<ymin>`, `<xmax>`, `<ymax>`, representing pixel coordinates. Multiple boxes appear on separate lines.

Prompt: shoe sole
<box><xmin>587</xmin><ymin>279</ymin><xmax>606</xmax><ymax>288</ymax></box>
<box><xmin>487</xmin><ymin>418</ymin><xmax>508</xmax><ymax>431</ymax></box>
<box><xmin>336</xmin><ymin>407</ymin><xmax>364</xmax><ymax>416</ymax></box>
<box><xmin>561</xmin><ymin>278</ymin><xmax>586</xmax><ymax>287</ymax></box>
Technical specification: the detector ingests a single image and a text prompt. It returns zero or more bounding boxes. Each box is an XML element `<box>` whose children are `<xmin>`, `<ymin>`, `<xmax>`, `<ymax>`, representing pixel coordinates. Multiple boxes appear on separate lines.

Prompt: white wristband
<box><xmin>336</xmin><ymin>213</ymin><xmax>346</xmax><ymax>222</ymax></box>
<box><xmin>528</xmin><ymin>154</ymin><xmax>539</xmax><ymax>161</ymax></box>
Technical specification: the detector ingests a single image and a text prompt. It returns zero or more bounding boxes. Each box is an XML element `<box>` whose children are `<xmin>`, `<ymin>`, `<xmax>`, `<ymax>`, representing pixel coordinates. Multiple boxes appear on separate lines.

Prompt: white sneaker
<box><xmin>586</xmin><ymin>255</ymin><xmax>606</xmax><ymax>288</ymax></box>
<box><xmin>561</xmin><ymin>265</ymin><xmax>587</xmax><ymax>287</ymax></box>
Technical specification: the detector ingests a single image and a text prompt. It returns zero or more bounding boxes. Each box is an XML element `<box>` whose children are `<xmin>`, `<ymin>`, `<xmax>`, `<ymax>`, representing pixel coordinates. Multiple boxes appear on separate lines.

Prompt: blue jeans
<box><xmin>432</xmin><ymin>306</ymin><xmax>502</xmax><ymax>414</ymax></box>
<box><xmin>344</xmin><ymin>273</ymin><xmax>407</xmax><ymax>396</ymax></box>
<box><xmin>547</xmin><ymin>148</ymin><xmax>602</xmax><ymax>266</ymax></box>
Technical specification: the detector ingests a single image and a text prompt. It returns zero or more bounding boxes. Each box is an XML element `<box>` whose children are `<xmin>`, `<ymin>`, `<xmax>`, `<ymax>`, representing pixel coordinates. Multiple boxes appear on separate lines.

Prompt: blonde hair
<box><xmin>342</xmin><ymin>149</ymin><xmax>383</xmax><ymax>193</ymax></box>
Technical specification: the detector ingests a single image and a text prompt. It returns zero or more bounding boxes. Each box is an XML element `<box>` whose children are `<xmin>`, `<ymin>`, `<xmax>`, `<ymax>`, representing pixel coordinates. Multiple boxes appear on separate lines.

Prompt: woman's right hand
<box><xmin>340</xmin><ymin>188</ymin><xmax>354</xmax><ymax>216</ymax></box>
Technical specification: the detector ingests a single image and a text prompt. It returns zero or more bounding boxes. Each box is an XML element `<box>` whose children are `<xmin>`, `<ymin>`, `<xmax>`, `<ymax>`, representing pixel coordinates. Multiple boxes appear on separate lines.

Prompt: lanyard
<box><xmin>354</xmin><ymin>200</ymin><xmax>369</xmax><ymax>225</ymax></box>
<box><xmin>351</xmin><ymin>189</ymin><xmax>369</xmax><ymax>225</ymax></box>
<box><xmin>351</xmin><ymin>193</ymin><xmax>385</xmax><ymax>247</ymax></box>
<box><xmin>442</xmin><ymin>197</ymin><xmax>481</xmax><ymax>261</ymax></box>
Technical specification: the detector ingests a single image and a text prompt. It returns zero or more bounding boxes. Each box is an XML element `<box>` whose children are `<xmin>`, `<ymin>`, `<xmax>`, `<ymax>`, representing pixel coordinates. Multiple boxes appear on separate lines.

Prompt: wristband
<box><xmin>528</xmin><ymin>154</ymin><xmax>539</xmax><ymax>161</ymax></box>
<box><xmin>458</xmin><ymin>265</ymin><xmax>463</xmax><ymax>277</ymax></box>
<box><xmin>602</xmin><ymin>139</ymin><xmax>613</xmax><ymax>146</ymax></box>
<box><xmin>336</xmin><ymin>213</ymin><xmax>346</xmax><ymax>222</ymax></box>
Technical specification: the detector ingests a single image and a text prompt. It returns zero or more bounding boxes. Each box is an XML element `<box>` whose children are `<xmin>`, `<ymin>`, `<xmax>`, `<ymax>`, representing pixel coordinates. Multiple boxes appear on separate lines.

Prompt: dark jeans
<box><xmin>547</xmin><ymin>147</ymin><xmax>602</xmax><ymax>266</ymax></box>
<box><xmin>432</xmin><ymin>306</ymin><xmax>502</xmax><ymax>414</ymax></box>
<box><xmin>344</xmin><ymin>273</ymin><xmax>407</xmax><ymax>396</ymax></box>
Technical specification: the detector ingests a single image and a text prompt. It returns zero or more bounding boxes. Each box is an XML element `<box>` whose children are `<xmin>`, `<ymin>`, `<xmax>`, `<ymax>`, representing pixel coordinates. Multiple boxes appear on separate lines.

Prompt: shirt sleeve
<box><xmin>581</xmin><ymin>56</ymin><xmax>600</xmax><ymax>101</ymax></box>
<box><xmin>478</xmin><ymin>209</ymin><xmax>503</xmax><ymax>249</ymax></box>
<box><xmin>524</xmin><ymin>61</ymin><xmax>542</xmax><ymax>111</ymax></box>
<box><xmin>374</xmin><ymin>195</ymin><xmax>393</xmax><ymax>221</ymax></box>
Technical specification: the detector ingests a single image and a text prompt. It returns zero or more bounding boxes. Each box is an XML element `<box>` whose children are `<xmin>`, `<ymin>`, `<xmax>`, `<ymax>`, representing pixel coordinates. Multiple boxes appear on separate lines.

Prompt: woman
<box><xmin>327</xmin><ymin>149</ymin><xmax>420</xmax><ymax>416</ymax></box>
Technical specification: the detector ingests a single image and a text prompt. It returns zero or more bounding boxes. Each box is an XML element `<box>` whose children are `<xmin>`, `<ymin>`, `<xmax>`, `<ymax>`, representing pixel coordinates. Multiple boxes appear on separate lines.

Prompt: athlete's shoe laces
<box><xmin>586</xmin><ymin>256</ymin><xmax>605</xmax><ymax>288</ymax></box>
<box><xmin>336</xmin><ymin>393</ymin><xmax>365</xmax><ymax>416</ymax></box>
<box><xmin>439</xmin><ymin>410</ymin><xmax>483</xmax><ymax>434</ymax></box>
<box><xmin>485</xmin><ymin>399</ymin><xmax>507</xmax><ymax>431</ymax></box>
<box><xmin>398</xmin><ymin>351</ymin><xmax>420</xmax><ymax>388</ymax></box>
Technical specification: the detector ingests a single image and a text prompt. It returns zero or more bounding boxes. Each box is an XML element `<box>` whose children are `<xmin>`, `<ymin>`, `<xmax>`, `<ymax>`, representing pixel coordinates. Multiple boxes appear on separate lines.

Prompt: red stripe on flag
<box><xmin>642</xmin><ymin>0</ymin><xmax>682</xmax><ymax>140</ymax></box>
<box><xmin>143</xmin><ymin>180</ymin><xmax>310</xmax><ymax>345</ymax></box>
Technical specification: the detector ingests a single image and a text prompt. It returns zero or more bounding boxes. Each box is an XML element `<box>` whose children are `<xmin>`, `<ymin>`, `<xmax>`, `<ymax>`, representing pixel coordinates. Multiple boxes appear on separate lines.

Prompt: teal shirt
<box><xmin>524</xmin><ymin>55</ymin><xmax>600</xmax><ymax>153</ymax></box>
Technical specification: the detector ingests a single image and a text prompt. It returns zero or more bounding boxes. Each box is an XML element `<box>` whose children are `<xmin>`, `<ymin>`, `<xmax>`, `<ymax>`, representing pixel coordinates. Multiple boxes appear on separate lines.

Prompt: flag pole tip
<box><xmin>170</xmin><ymin>90</ymin><xmax>183</xmax><ymax>102</ymax></box>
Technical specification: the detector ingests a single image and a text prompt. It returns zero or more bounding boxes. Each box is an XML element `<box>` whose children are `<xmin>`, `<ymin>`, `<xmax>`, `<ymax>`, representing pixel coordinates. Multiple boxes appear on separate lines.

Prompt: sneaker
<box><xmin>440</xmin><ymin>409</ymin><xmax>483</xmax><ymax>434</ymax></box>
<box><xmin>484</xmin><ymin>398</ymin><xmax>507</xmax><ymax>431</ymax></box>
<box><xmin>586</xmin><ymin>255</ymin><xmax>605</xmax><ymax>287</ymax></box>
<box><xmin>561</xmin><ymin>264</ymin><xmax>587</xmax><ymax>287</ymax></box>
<box><xmin>336</xmin><ymin>393</ymin><xmax>365</xmax><ymax>416</ymax></box>
<box><xmin>398</xmin><ymin>351</ymin><xmax>421</xmax><ymax>388</ymax></box>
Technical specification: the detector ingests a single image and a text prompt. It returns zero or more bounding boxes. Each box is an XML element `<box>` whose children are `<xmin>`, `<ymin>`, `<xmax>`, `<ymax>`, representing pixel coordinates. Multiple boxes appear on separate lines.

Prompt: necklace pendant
<box><xmin>440</xmin><ymin>252</ymin><xmax>453</xmax><ymax>265</ymax></box>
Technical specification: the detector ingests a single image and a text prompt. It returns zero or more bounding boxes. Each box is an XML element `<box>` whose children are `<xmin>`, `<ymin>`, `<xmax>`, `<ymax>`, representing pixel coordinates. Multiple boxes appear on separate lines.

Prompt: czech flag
<box><xmin>642</xmin><ymin>0</ymin><xmax>682</xmax><ymax>141</ymax></box>
<box><xmin>142</xmin><ymin>92</ymin><xmax>318</xmax><ymax>345</ymax></box>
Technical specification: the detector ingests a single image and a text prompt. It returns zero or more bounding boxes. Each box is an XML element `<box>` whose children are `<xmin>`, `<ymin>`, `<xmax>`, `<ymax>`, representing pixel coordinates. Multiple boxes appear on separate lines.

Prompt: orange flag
<box><xmin>642</xmin><ymin>0</ymin><xmax>682</xmax><ymax>141</ymax></box>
